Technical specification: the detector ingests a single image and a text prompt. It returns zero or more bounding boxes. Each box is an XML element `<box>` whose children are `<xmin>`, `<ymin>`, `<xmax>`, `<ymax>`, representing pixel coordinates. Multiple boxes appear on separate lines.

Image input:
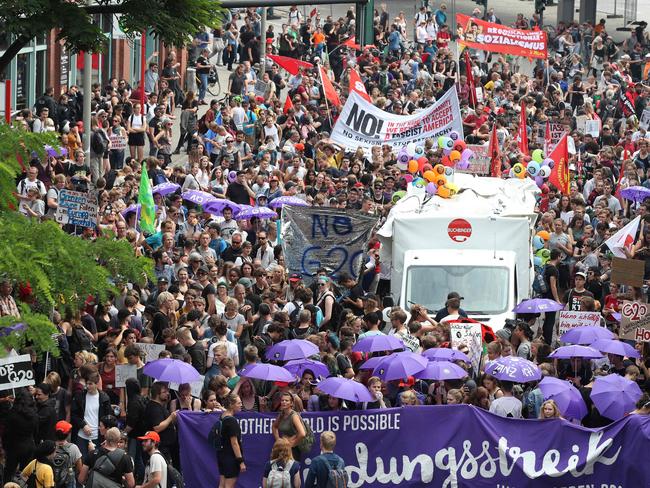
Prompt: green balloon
<box><xmin>392</xmin><ymin>190</ymin><xmax>406</xmax><ymax>204</ymax></box>
<box><xmin>532</xmin><ymin>149</ymin><xmax>544</xmax><ymax>163</ymax></box>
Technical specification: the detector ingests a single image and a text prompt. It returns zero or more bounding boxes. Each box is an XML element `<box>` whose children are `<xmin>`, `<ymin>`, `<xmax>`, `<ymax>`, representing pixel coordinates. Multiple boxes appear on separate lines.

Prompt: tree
<box><xmin>0</xmin><ymin>0</ymin><xmax>226</xmax><ymax>76</ymax></box>
<box><xmin>0</xmin><ymin>123</ymin><xmax>153</xmax><ymax>355</ymax></box>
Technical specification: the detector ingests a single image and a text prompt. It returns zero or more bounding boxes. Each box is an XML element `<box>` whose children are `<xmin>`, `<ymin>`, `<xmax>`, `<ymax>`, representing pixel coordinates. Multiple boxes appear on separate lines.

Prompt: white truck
<box><xmin>377</xmin><ymin>174</ymin><xmax>539</xmax><ymax>330</ymax></box>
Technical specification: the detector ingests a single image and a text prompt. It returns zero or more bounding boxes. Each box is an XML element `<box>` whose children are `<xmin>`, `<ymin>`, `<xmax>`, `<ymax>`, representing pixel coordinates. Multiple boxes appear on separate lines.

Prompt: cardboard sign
<box><xmin>254</xmin><ymin>80</ymin><xmax>269</xmax><ymax>98</ymax></box>
<box><xmin>584</xmin><ymin>120</ymin><xmax>601</xmax><ymax>138</ymax></box>
<box><xmin>115</xmin><ymin>364</ymin><xmax>137</xmax><ymax>387</ymax></box>
<box><xmin>169</xmin><ymin>376</ymin><xmax>205</xmax><ymax>398</ymax></box>
<box><xmin>136</xmin><ymin>343</ymin><xmax>166</xmax><ymax>363</ymax></box>
<box><xmin>450</xmin><ymin>321</ymin><xmax>482</xmax><ymax>374</ymax></box>
<box><xmin>457</xmin><ymin>144</ymin><xmax>490</xmax><ymax>175</ymax></box>
<box><xmin>55</xmin><ymin>189</ymin><xmax>98</xmax><ymax>228</ymax></box>
<box><xmin>575</xmin><ymin>115</ymin><xmax>589</xmax><ymax>134</ymax></box>
<box><xmin>620</xmin><ymin>300</ymin><xmax>650</xmax><ymax>342</ymax></box>
<box><xmin>610</xmin><ymin>257</ymin><xmax>645</xmax><ymax>288</ymax></box>
<box><xmin>640</xmin><ymin>108</ymin><xmax>650</xmax><ymax>130</ymax></box>
<box><xmin>558</xmin><ymin>311</ymin><xmax>602</xmax><ymax>336</ymax></box>
<box><xmin>109</xmin><ymin>134</ymin><xmax>128</xmax><ymax>151</ymax></box>
<box><xmin>0</xmin><ymin>354</ymin><xmax>35</xmax><ymax>391</ymax></box>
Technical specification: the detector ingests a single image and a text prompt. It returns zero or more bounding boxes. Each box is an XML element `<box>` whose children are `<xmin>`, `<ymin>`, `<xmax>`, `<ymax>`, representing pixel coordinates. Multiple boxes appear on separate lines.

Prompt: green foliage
<box><xmin>0</xmin><ymin>305</ymin><xmax>59</xmax><ymax>357</ymax></box>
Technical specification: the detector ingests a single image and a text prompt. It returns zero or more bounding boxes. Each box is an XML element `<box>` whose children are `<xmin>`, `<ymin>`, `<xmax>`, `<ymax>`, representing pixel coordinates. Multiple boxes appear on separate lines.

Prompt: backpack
<box><xmin>207</xmin><ymin>417</ymin><xmax>226</xmax><ymax>452</ymax></box>
<box><xmin>91</xmin><ymin>130</ymin><xmax>107</xmax><ymax>155</ymax></box>
<box><xmin>324</xmin><ymin>456</ymin><xmax>349</xmax><ymax>488</ymax></box>
<box><xmin>294</xmin><ymin>412</ymin><xmax>315</xmax><ymax>455</ymax></box>
<box><xmin>69</xmin><ymin>325</ymin><xmax>93</xmax><ymax>354</ymax></box>
<box><xmin>87</xmin><ymin>449</ymin><xmax>124</xmax><ymax>488</ymax></box>
<box><xmin>52</xmin><ymin>445</ymin><xmax>73</xmax><ymax>487</ymax></box>
<box><xmin>266</xmin><ymin>460</ymin><xmax>294</xmax><ymax>488</ymax></box>
<box><xmin>151</xmin><ymin>452</ymin><xmax>184</xmax><ymax>488</ymax></box>
<box><xmin>288</xmin><ymin>301</ymin><xmax>303</xmax><ymax>326</ymax></box>
<box><xmin>532</xmin><ymin>265</ymin><xmax>549</xmax><ymax>297</ymax></box>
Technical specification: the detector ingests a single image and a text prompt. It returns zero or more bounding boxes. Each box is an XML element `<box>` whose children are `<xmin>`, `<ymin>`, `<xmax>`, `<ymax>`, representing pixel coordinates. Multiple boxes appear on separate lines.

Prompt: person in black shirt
<box><xmin>225</xmin><ymin>171</ymin><xmax>254</xmax><ymax>205</ymax></box>
<box><xmin>152</xmin><ymin>291</ymin><xmax>175</xmax><ymax>344</ymax></box>
<box><xmin>79</xmin><ymin>427</ymin><xmax>135</xmax><ymax>487</ymax></box>
<box><xmin>195</xmin><ymin>49</ymin><xmax>212</xmax><ymax>104</ymax></box>
<box><xmin>542</xmin><ymin>249</ymin><xmax>562</xmax><ymax>345</ymax></box>
<box><xmin>144</xmin><ymin>382</ymin><xmax>178</xmax><ymax>466</ymax></box>
<box><xmin>213</xmin><ymin>394</ymin><xmax>245</xmax><ymax>484</ymax></box>
<box><xmin>339</xmin><ymin>273</ymin><xmax>365</xmax><ymax>316</ymax></box>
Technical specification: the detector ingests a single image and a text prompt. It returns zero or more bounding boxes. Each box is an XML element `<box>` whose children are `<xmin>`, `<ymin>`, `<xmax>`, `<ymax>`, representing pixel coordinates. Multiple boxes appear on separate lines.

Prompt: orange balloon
<box><xmin>441</xmin><ymin>156</ymin><xmax>453</xmax><ymax>167</ymax></box>
<box><xmin>423</xmin><ymin>170</ymin><xmax>436</xmax><ymax>182</ymax></box>
<box><xmin>536</xmin><ymin>231</ymin><xmax>550</xmax><ymax>241</ymax></box>
<box><xmin>434</xmin><ymin>164</ymin><xmax>446</xmax><ymax>175</ymax></box>
<box><xmin>408</xmin><ymin>160</ymin><xmax>418</xmax><ymax>174</ymax></box>
<box><xmin>453</xmin><ymin>141</ymin><xmax>467</xmax><ymax>152</ymax></box>
<box><xmin>434</xmin><ymin>174</ymin><xmax>447</xmax><ymax>187</ymax></box>
<box><xmin>450</xmin><ymin>150</ymin><xmax>461</xmax><ymax>162</ymax></box>
<box><xmin>437</xmin><ymin>185</ymin><xmax>452</xmax><ymax>198</ymax></box>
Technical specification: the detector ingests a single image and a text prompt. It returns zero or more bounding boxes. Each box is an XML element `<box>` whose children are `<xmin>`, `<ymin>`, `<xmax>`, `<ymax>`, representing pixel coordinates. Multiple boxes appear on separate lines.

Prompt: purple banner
<box><xmin>178</xmin><ymin>406</ymin><xmax>650</xmax><ymax>488</ymax></box>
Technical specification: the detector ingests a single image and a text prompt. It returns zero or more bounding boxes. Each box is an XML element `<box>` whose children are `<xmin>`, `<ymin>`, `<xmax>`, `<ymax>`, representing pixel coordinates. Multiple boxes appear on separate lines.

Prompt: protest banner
<box><xmin>169</xmin><ymin>376</ymin><xmax>204</xmax><ymax>398</ymax></box>
<box><xmin>456</xmin><ymin>14</ymin><xmax>547</xmax><ymax>59</ymax></box>
<box><xmin>331</xmin><ymin>89</ymin><xmax>463</xmax><ymax>152</ymax></box>
<box><xmin>115</xmin><ymin>364</ymin><xmax>137</xmax><ymax>387</ymax></box>
<box><xmin>449</xmin><ymin>320</ymin><xmax>482</xmax><ymax>373</ymax></box>
<box><xmin>178</xmin><ymin>406</ymin><xmax>650</xmax><ymax>488</ymax></box>
<box><xmin>136</xmin><ymin>343</ymin><xmax>166</xmax><ymax>363</ymax></box>
<box><xmin>640</xmin><ymin>108</ymin><xmax>650</xmax><ymax>130</ymax></box>
<box><xmin>535</xmin><ymin>122</ymin><xmax>566</xmax><ymax>147</ymax></box>
<box><xmin>109</xmin><ymin>133</ymin><xmax>127</xmax><ymax>151</ymax></box>
<box><xmin>281</xmin><ymin>207</ymin><xmax>377</xmax><ymax>282</ymax></box>
<box><xmin>610</xmin><ymin>257</ymin><xmax>645</xmax><ymax>287</ymax></box>
<box><xmin>0</xmin><ymin>354</ymin><xmax>35</xmax><ymax>391</ymax></box>
<box><xmin>558</xmin><ymin>310</ymin><xmax>602</xmax><ymax>336</ymax></box>
<box><xmin>54</xmin><ymin>189</ymin><xmax>98</xmax><ymax>228</ymax></box>
<box><xmin>456</xmin><ymin>144</ymin><xmax>490</xmax><ymax>175</ymax></box>
<box><xmin>620</xmin><ymin>300</ymin><xmax>650</xmax><ymax>342</ymax></box>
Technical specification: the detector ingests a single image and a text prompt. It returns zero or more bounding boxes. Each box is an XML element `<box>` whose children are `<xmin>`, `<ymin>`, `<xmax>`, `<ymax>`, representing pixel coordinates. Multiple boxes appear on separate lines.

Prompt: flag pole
<box><xmin>318</xmin><ymin>64</ymin><xmax>333</xmax><ymax>127</ymax></box>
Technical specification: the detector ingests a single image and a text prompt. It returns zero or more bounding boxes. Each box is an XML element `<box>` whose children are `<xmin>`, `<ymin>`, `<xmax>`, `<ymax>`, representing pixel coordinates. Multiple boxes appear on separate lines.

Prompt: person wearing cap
<box><xmin>338</xmin><ymin>273</ymin><xmax>365</xmax><ymax>316</ymax></box>
<box><xmin>137</xmin><ymin>430</ymin><xmax>167</xmax><ymax>488</ymax></box>
<box><xmin>434</xmin><ymin>292</ymin><xmax>468</xmax><ymax>322</ymax></box>
<box><xmin>563</xmin><ymin>271</ymin><xmax>594</xmax><ymax>311</ymax></box>
<box><xmin>79</xmin><ymin>427</ymin><xmax>134</xmax><ymax>487</ymax></box>
<box><xmin>53</xmin><ymin>420</ymin><xmax>82</xmax><ymax>488</ymax></box>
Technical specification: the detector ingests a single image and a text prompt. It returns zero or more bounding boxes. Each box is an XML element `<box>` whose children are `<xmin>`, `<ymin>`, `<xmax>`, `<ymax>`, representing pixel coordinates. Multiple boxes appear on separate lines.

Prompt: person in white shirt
<box><xmin>17</xmin><ymin>166</ymin><xmax>47</xmax><ymax>213</ymax></box>
<box><xmin>489</xmin><ymin>381</ymin><xmax>523</xmax><ymax>418</ymax></box>
<box><xmin>137</xmin><ymin>431</ymin><xmax>167</xmax><ymax>488</ymax></box>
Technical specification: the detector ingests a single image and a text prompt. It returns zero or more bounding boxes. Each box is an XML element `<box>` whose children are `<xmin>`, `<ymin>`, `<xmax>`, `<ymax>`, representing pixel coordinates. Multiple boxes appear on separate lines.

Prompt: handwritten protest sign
<box><xmin>282</xmin><ymin>207</ymin><xmax>377</xmax><ymax>283</ymax></box>
<box><xmin>0</xmin><ymin>354</ymin><xmax>35</xmax><ymax>391</ymax></box>
<box><xmin>136</xmin><ymin>343</ymin><xmax>166</xmax><ymax>363</ymax></box>
<box><xmin>450</xmin><ymin>321</ymin><xmax>482</xmax><ymax>374</ymax></box>
<box><xmin>640</xmin><ymin>108</ymin><xmax>650</xmax><ymax>130</ymax></box>
<box><xmin>115</xmin><ymin>364</ymin><xmax>137</xmax><ymax>387</ymax></box>
<box><xmin>169</xmin><ymin>376</ymin><xmax>205</xmax><ymax>398</ymax></box>
<box><xmin>621</xmin><ymin>300</ymin><xmax>650</xmax><ymax>342</ymax></box>
<box><xmin>55</xmin><ymin>189</ymin><xmax>98</xmax><ymax>228</ymax></box>
<box><xmin>109</xmin><ymin>133</ymin><xmax>128</xmax><ymax>151</ymax></box>
<box><xmin>457</xmin><ymin>144</ymin><xmax>490</xmax><ymax>175</ymax></box>
<box><xmin>558</xmin><ymin>311</ymin><xmax>602</xmax><ymax>336</ymax></box>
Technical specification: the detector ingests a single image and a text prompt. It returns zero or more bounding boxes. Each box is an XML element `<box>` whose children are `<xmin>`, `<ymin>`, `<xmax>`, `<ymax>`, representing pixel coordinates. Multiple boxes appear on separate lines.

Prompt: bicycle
<box><xmin>195</xmin><ymin>67</ymin><xmax>222</xmax><ymax>97</ymax></box>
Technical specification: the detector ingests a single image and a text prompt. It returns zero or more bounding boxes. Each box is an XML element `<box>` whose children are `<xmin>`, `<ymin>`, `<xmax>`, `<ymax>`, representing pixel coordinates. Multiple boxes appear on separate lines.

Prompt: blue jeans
<box><xmin>199</xmin><ymin>73</ymin><xmax>209</xmax><ymax>101</ymax></box>
<box><xmin>75</xmin><ymin>435</ymin><xmax>97</xmax><ymax>459</ymax></box>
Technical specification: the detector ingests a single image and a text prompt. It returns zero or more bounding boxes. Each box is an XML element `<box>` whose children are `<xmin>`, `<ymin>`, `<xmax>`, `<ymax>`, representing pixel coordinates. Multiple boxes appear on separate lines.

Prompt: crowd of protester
<box><xmin>3</xmin><ymin>2</ymin><xmax>650</xmax><ymax>488</ymax></box>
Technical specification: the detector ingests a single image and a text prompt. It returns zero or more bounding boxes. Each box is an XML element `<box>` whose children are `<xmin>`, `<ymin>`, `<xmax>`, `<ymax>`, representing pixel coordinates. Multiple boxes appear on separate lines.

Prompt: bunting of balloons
<box><xmin>394</xmin><ymin>131</ymin><xmax>473</xmax><ymax>200</ymax></box>
<box><xmin>508</xmin><ymin>149</ymin><xmax>554</xmax><ymax>192</ymax></box>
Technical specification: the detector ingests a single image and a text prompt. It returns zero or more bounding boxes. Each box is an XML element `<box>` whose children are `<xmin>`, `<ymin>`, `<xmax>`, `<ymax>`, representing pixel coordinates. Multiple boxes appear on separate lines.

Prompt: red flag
<box><xmin>319</xmin><ymin>66</ymin><xmax>341</xmax><ymax>107</ymax></box>
<box><xmin>464</xmin><ymin>51</ymin><xmax>477</xmax><ymax>109</ymax></box>
<box><xmin>309</xmin><ymin>7</ymin><xmax>317</xmax><ymax>17</ymax></box>
<box><xmin>544</xmin><ymin>120</ymin><xmax>552</xmax><ymax>154</ymax></box>
<box><xmin>348</xmin><ymin>69</ymin><xmax>371</xmax><ymax>103</ymax></box>
<box><xmin>283</xmin><ymin>96</ymin><xmax>293</xmax><ymax>115</ymax></box>
<box><xmin>268</xmin><ymin>54</ymin><xmax>313</xmax><ymax>75</ymax></box>
<box><xmin>548</xmin><ymin>133</ymin><xmax>570</xmax><ymax>195</ymax></box>
<box><xmin>489</xmin><ymin>124</ymin><xmax>501</xmax><ymax>178</ymax></box>
<box><xmin>342</xmin><ymin>36</ymin><xmax>361</xmax><ymax>50</ymax></box>
<box><xmin>518</xmin><ymin>102</ymin><xmax>529</xmax><ymax>156</ymax></box>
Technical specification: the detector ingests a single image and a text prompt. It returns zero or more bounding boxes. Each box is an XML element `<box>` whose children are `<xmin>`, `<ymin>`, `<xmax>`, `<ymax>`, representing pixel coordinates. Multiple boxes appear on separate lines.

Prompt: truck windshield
<box><xmin>406</xmin><ymin>266</ymin><xmax>509</xmax><ymax>315</ymax></box>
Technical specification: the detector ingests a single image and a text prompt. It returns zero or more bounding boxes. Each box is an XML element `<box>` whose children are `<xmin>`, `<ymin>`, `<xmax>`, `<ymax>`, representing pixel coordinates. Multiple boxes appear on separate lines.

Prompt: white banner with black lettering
<box><xmin>331</xmin><ymin>89</ymin><xmax>464</xmax><ymax>151</ymax></box>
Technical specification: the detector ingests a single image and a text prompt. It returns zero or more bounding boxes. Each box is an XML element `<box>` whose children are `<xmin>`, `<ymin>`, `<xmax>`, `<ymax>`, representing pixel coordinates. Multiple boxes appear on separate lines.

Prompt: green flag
<box><xmin>138</xmin><ymin>166</ymin><xmax>156</xmax><ymax>234</ymax></box>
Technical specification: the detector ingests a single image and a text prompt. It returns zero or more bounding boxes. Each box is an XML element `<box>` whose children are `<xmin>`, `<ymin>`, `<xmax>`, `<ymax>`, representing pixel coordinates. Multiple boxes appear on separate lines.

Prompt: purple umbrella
<box><xmin>421</xmin><ymin>347</ymin><xmax>470</xmax><ymax>364</ymax></box>
<box><xmin>560</xmin><ymin>326</ymin><xmax>615</xmax><ymax>345</ymax></box>
<box><xmin>181</xmin><ymin>190</ymin><xmax>217</xmax><ymax>206</ymax></box>
<box><xmin>143</xmin><ymin>358</ymin><xmax>201</xmax><ymax>383</ymax></box>
<box><xmin>512</xmin><ymin>298</ymin><xmax>564</xmax><ymax>313</ymax></box>
<box><xmin>620</xmin><ymin>186</ymin><xmax>650</xmax><ymax>203</ymax></box>
<box><xmin>315</xmin><ymin>377</ymin><xmax>374</xmax><ymax>402</ymax></box>
<box><xmin>265</xmin><ymin>339</ymin><xmax>319</xmax><ymax>361</ymax></box>
<box><xmin>0</xmin><ymin>322</ymin><xmax>27</xmax><ymax>337</ymax></box>
<box><xmin>372</xmin><ymin>351</ymin><xmax>427</xmax><ymax>381</ymax></box>
<box><xmin>591</xmin><ymin>373</ymin><xmax>643</xmax><ymax>420</ymax></box>
<box><xmin>538</xmin><ymin>376</ymin><xmax>588</xmax><ymax>420</ymax></box>
<box><xmin>484</xmin><ymin>356</ymin><xmax>541</xmax><ymax>383</ymax></box>
<box><xmin>152</xmin><ymin>182</ymin><xmax>180</xmax><ymax>196</ymax></box>
<box><xmin>358</xmin><ymin>356</ymin><xmax>386</xmax><ymax>370</ymax></box>
<box><xmin>352</xmin><ymin>335</ymin><xmax>404</xmax><ymax>353</ymax></box>
<box><xmin>234</xmin><ymin>205</ymin><xmax>278</xmax><ymax>220</ymax></box>
<box><xmin>548</xmin><ymin>345</ymin><xmax>603</xmax><ymax>359</ymax></box>
<box><xmin>414</xmin><ymin>360</ymin><xmax>468</xmax><ymax>381</ymax></box>
<box><xmin>45</xmin><ymin>145</ymin><xmax>67</xmax><ymax>158</ymax></box>
<box><xmin>121</xmin><ymin>203</ymin><xmax>158</xmax><ymax>218</ymax></box>
<box><xmin>268</xmin><ymin>196</ymin><xmax>309</xmax><ymax>208</ymax></box>
<box><xmin>203</xmin><ymin>198</ymin><xmax>241</xmax><ymax>216</ymax></box>
<box><xmin>590</xmin><ymin>339</ymin><xmax>641</xmax><ymax>359</ymax></box>
<box><xmin>239</xmin><ymin>363</ymin><xmax>296</xmax><ymax>382</ymax></box>
<box><xmin>284</xmin><ymin>359</ymin><xmax>330</xmax><ymax>379</ymax></box>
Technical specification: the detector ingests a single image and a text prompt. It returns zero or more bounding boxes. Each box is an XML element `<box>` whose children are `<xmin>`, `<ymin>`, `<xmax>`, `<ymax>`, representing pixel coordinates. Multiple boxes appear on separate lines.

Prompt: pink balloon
<box><xmin>457</xmin><ymin>159</ymin><xmax>471</xmax><ymax>170</ymax></box>
<box><xmin>403</xmin><ymin>174</ymin><xmax>414</xmax><ymax>183</ymax></box>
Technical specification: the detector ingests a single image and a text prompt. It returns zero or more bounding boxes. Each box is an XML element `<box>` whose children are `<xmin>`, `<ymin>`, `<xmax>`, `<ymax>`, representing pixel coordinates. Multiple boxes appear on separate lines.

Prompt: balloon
<box><xmin>422</xmin><ymin>163</ymin><xmax>433</xmax><ymax>172</ymax></box>
<box><xmin>461</xmin><ymin>148</ymin><xmax>473</xmax><ymax>161</ymax></box>
<box><xmin>457</xmin><ymin>159</ymin><xmax>470</xmax><ymax>170</ymax></box>
<box><xmin>406</xmin><ymin>142</ymin><xmax>417</xmax><ymax>156</ymax></box>
<box><xmin>417</xmin><ymin>156</ymin><xmax>428</xmax><ymax>172</ymax></box>
<box><xmin>537</xmin><ymin>248</ymin><xmax>550</xmax><ymax>264</ymax></box>
<box><xmin>413</xmin><ymin>177</ymin><xmax>426</xmax><ymax>188</ymax></box>
<box><xmin>403</xmin><ymin>174</ymin><xmax>414</xmax><ymax>183</ymax></box>
<box><xmin>443</xmin><ymin>148</ymin><xmax>452</xmax><ymax>156</ymax></box>
<box><xmin>508</xmin><ymin>168</ymin><xmax>515</xmax><ymax>178</ymax></box>
<box><xmin>535</xmin><ymin>176</ymin><xmax>544</xmax><ymax>187</ymax></box>
<box><xmin>441</xmin><ymin>156</ymin><xmax>453</xmax><ymax>166</ymax></box>
<box><xmin>437</xmin><ymin>136</ymin><xmax>446</xmax><ymax>148</ymax></box>
<box><xmin>512</xmin><ymin>163</ymin><xmax>526</xmax><ymax>179</ymax></box>
<box><xmin>449</xmin><ymin>150</ymin><xmax>461</xmax><ymax>162</ymax></box>
<box><xmin>437</xmin><ymin>185</ymin><xmax>452</xmax><ymax>199</ymax></box>
<box><xmin>423</xmin><ymin>170</ymin><xmax>436</xmax><ymax>182</ymax></box>
<box><xmin>444</xmin><ymin>166</ymin><xmax>454</xmax><ymax>177</ymax></box>
<box><xmin>228</xmin><ymin>171</ymin><xmax>237</xmax><ymax>183</ymax></box>
<box><xmin>533</xmin><ymin>256</ymin><xmax>543</xmax><ymax>267</ymax></box>
<box><xmin>453</xmin><ymin>141</ymin><xmax>467</xmax><ymax>152</ymax></box>
<box><xmin>444</xmin><ymin>137</ymin><xmax>454</xmax><ymax>150</ymax></box>
<box><xmin>434</xmin><ymin>174</ymin><xmax>447</xmax><ymax>187</ymax></box>
<box><xmin>434</xmin><ymin>164</ymin><xmax>446</xmax><ymax>175</ymax></box>
<box><xmin>446</xmin><ymin>183</ymin><xmax>459</xmax><ymax>196</ymax></box>
<box><xmin>547</xmin><ymin>160</ymin><xmax>555</xmax><ymax>169</ymax></box>
<box><xmin>408</xmin><ymin>160</ymin><xmax>418</xmax><ymax>174</ymax></box>
<box><xmin>531</xmin><ymin>149</ymin><xmax>544</xmax><ymax>163</ymax></box>
<box><xmin>536</xmin><ymin>230</ymin><xmax>550</xmax><ymax>241</ymax></box>
<box><xmin>392</xmin><ymin>190</ymin><xmax>406</xmax><ymax>204</ymax></box>
<box><xmin>397</xmin><ymin>152</ymin><xmax>410</xmax><ymax>170</ymax></box>
<box><xmin>426</xmin><ymin>182</ymin><xmax>438</xmax><ymax>195</ymax></box>
<box><xmin>449</xmin><ymin>131</ymin><xmax>460</xmax><ymax>141</ymax></box>
<box><xmin>414</xmin><ymin>146</ymin><xmax>425</xmax><ymax>157</ymax></box>
<box><xmin>542</xmin><ymin>158</ymin><xmax>554</xmax><ymax>167</ymax></box>
<box><xmin>538</xmin><ymin>166</ymin><xmax>551</xmax><ymax>178</ymax></box>
<box><xmin>533</xmin><ymin>235</ymin><xmax>544</xmax><ymax>251</ymax></box>
<box><xmin>527</xmin><ymin>161</ymin><xmax>541</xmax><ymax>177</ymax></box>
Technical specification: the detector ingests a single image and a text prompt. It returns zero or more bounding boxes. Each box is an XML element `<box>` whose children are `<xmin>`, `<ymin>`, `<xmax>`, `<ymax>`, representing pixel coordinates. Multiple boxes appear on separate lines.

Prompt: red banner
<box><xmin>548</xmin><ymin>133</ymin><xmax>570</xmax><ymax>195</ymax></box>
<box><xmin>457</xmin><ymin>14</ymin><xmax>547</xmax><ymax>59</ymax></box>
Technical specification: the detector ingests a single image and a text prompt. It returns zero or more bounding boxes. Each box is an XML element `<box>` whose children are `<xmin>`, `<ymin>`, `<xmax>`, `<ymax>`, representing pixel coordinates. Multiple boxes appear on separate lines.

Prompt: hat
<box><xmin>575</xmin><ymin>271</ymin><xmax>587</xmax><ymax>279</ymax></box>
<box><xmin>238</xmin><ymin>277</ymin><xmax>254</xmax><ymax>288</ymax></box>
<box><xmin>289</xmin><ymin>273</ymin><xmax>302</xmax><ymax>282</ymax></box>
<box><xmin>362</xmin><ymin>292</ymin><xmax>379</xmax><ymax>302</ymax></box>
<box><xmin>55</xmin><ymin>420</ymin><xmax>72</xmax><ymax>435</ymax></box>
<box><xmin>197</xmin><ymin>265</ymin><xmax>210</xmax><ymax>274</ymax></box>
<box><xmin>158</xmin><ymin>276</ymin><xmax>169</xmax><ymax>284</ymax></box>
<box><xmin>496</xmin><ymin>328</ymin><xmax>511</xmax><ymax>341</ymax></box>
<box><xmin>447</xmin><ymin>291</ymin><xmax>464</xmax><ymax>300</ymax></box>
<box><xmin>138</xmin><ymin>431</ymin><xmax>161</xmax><ymax>443</ymax></box>
<box><xmin>217</xmin><ymin>279</ymin><xmax>228</xmax><ymax>288</ymax></box>
<box><xmin>285</xmin><ymin>181</ymin><xmax>297</xmax><ymax>190</ymax></box>
<box><xmin>294</xmin><ymin>143</ymin><xmax>305</xmax><ymax>152</ymax></box>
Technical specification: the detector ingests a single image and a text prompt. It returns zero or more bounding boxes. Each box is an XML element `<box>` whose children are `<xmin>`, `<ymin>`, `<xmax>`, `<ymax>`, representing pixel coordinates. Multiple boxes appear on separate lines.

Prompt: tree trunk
<box><xmin>0</xmin><ymin>35</ymin><xmax>31</xmax><ymax>79</ymax></box>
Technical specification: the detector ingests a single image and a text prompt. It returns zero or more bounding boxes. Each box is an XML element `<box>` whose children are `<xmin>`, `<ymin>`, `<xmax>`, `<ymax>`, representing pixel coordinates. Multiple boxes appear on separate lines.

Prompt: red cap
<box><xmin>138</xmin><ymin>431</ymin><xmax>161</xmax><ymax>443</ymax></box>
<box><xmin>55</xmin><ymin>420</ymin><xmax>72</xmax><ymax>435</ymax></box>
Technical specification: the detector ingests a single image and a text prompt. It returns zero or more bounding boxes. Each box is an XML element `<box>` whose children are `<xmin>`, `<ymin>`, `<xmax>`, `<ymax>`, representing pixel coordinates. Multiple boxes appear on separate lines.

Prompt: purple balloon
<box><xmin>228</xmin><ymin>171</ymin><xmax>237</xmax><ymax>183</ymax></box>
<box><xmin>542</xmin><ymin>158</ymin><xmax>553</xmax><ymax>166</ymax></box>
<box><xmin>457</xmin><ymin>159</ymin><xmax>471</xmax><ymax>170</ymax></box>
<box><xmin>449</xmin><ymin>131</ymin><xmax>460</xmax><ymax>141</ymax></box>
<box><xmin>535</xmin><ymin>176</ymin><xmax>544</xmax><ymax>187</ymax></box>
<box><xmin>547</xmin><ymin>160</ymin><xmax>555</xmax><ymax>169</ymax></box>
<box><xmin>426</xmin><ymin>182</ymin><xmax>438</xmax><ymax>195</ymax></box>
<box><xmin>461</xmin><ymin>148</ymin><xmax>473</xmax><ymax>160</ymax></box>
<box><xmin>443</xmin><ymin>148</ymin><xmax>452</xmax><ymax>156</ymax></box>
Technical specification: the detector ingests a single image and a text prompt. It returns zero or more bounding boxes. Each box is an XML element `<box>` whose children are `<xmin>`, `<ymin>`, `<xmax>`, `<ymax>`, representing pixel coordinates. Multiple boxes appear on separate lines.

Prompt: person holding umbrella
<box><xmin>272</xmin><ymin>392</ymin><xmax>306</xmax><ymax>462</ymax></box>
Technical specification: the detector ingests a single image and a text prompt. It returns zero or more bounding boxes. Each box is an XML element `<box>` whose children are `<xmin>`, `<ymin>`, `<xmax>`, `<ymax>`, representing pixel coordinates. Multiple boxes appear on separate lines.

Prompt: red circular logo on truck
<box><xmin>447</xmin><ymin>219</ymin><xmax>472</xmax><ymax>243</ymax></box>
